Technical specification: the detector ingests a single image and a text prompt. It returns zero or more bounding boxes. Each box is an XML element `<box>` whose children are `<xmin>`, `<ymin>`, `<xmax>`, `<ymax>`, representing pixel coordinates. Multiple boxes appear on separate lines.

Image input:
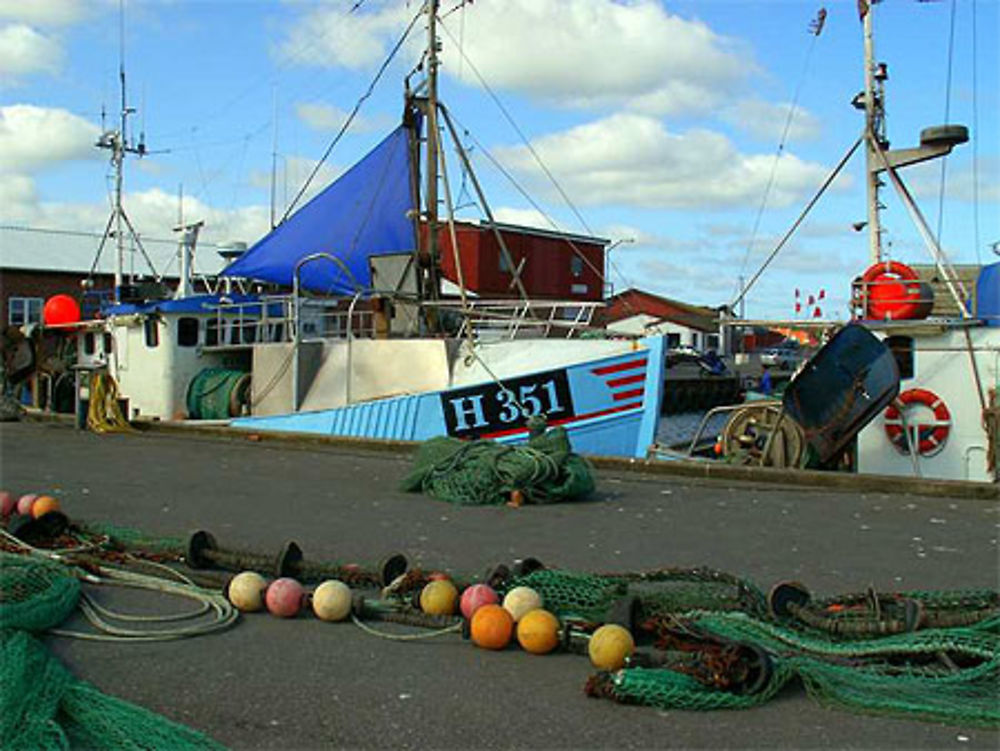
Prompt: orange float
<box><xmin>470</xmin><ymin>604</ymin><xmax>514</xmax><ymax>650</ymax></box>
<box><xmin>516</xmin><ymin>609</ymin><xmax>561</xmax><ymax>655</ymax></box>
<box><xmin>30</xmin><ymin>495</ymin><xmax>60</xmax><ymax>519</ymax></box>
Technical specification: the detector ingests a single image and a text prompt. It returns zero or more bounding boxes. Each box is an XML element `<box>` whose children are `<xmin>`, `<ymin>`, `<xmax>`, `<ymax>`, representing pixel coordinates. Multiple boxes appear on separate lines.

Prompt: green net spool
<box><xmin>186</xmin><ymin>368</ymin><xmax>250</xmax><ymax>420</ymax></box>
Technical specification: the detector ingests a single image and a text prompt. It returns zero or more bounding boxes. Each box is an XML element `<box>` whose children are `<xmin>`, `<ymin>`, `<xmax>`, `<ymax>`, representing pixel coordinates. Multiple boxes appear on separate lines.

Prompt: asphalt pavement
<box><xmin>2</xmin><ymin>420</ymin><xmax>998</xmax><ymax>750</ymax></box>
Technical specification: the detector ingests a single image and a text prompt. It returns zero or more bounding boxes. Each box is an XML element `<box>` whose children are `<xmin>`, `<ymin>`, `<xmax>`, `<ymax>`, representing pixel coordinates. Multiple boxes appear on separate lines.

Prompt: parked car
<box><xmin>760</xmin><ymin>341</ymin><xmax>805</xmax><ymax>370</ymax></box>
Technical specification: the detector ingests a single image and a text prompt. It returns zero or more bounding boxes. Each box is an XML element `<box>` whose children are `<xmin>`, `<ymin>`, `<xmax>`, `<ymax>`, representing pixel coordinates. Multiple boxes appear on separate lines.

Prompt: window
<box><xmin>177</xmin><ymin>317</ymin><xmax>199</xmax><ymax>347</ymax></box>
<box><xmin>8</xmin><ymin>297</ymin><xmax>43</xmax><ymax>326</ymax></box>
<box><xmin>84</xmin><ymin>332</ymin><xmax>96</xmax><ymax>356</ymax></box>
<box><xmin>707</xmin><ymin>334</ymin><xmax>720</xmax><ymax>351</ymax></box>
<box><xmin>570</xmin><ymin>255</ymin><xmax>584</xmax><ymax>278</ymax></box>
<box><xmin>205</xmin><ymin>319</ymin><xmax>219</xmax><ymax>347</ymax></box>
<box><xmin>103</xmin><ymin>332</ymin><xmax>113</xmax><ymax>355</ymax></box>
<box><xmin>144</xmin><ymin>318</ymin><xmax>159</xmax><ymax>348</ymax></box>
<box><xmin>499</xmin><ymin>252</ymin><xmax>511</xmax><ymax>273</ymax></box>
<box><xmin>886</xmin><ymin>335</ymin><xmax>914</xmax><ymax>379</ymax></box>
<box><xmin>666</xmin><ymin>333</ymin><xmax>681</xmax><ymax>349</ymax></box>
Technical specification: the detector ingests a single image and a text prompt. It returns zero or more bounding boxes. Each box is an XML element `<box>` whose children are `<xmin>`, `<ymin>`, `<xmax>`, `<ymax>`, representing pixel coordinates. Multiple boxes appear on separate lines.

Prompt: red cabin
<box><xmin>428</xmin><ymin>221</ymin><xmax>607</xmax><ymax>301</ymax></box>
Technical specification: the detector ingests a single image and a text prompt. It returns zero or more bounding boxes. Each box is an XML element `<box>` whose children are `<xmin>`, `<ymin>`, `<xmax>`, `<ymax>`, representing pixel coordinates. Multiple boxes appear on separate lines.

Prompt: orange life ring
<box><xmin>858</xmin><ymin>260</ymin><xmax>932</xmax><ymax>320</ymax></box>
<box><xmin>883</xmin><ymin>388</ymin><xmax>951</xmax><ymax>456</ymax></box>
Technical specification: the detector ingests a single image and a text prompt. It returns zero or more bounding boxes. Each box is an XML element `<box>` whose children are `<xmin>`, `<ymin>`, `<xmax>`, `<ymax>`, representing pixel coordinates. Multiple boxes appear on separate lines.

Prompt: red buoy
<box><xmin>857</xmin><ymin>261</ymin><xmax>933</xmax><ymax>321</ymax></box>
<box><xmin>43</xmin><ymin>295</ymin><xmax>82</xmax><ymax>327</ymax></box>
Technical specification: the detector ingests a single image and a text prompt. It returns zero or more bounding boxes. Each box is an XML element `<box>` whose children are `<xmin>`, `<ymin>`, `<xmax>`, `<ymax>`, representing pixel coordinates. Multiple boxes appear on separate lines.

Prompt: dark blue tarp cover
<box><xmin>221</xmin><ymin>124</ymin><xmax>415</xmax><ymax>294</ymax></box>
<box><xmin>976</xmin><ymin>262</ymin><xmax>1000</xmax><ymax>326</ymax></box>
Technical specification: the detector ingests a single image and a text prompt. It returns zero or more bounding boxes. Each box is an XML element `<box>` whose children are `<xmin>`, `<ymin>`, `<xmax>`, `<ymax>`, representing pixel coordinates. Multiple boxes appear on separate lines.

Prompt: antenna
<box><xmin>90</xmin><ymin>0</ymin><xmax>159</xmax><ymax>301</ymax></box>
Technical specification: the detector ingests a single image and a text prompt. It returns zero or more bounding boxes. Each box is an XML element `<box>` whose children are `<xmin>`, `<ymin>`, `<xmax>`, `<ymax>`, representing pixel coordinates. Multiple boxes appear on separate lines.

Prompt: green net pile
<box><xmin>1</xmin><ymin>552</ymin><xmax>225</xmax><ymax>750</ymax></box>
<box><xmin>581</xmin><ymin>580</ymin><xmax>1000</xmax><ymax>728</ymax></box>
<box><xmin>74</xmin><ymin>521</ymin><xmax>186</xmax><ymax>558</ymax></box>
<box><xmin>504</xmin><ymin>567</ymin><xmax>767</xmax><ymax>624</ymax></box>
<box><xmin>400</xmin><ymin>427</ymin><xmax>595</xmax><ymax>505</ymax></box>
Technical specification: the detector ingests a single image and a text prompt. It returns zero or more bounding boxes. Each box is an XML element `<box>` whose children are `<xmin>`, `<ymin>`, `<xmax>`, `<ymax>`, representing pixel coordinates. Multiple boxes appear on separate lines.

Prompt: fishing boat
<box><xmin>64</xmin><ymin>0</ymin><xmax>666</xmax><ymax>460</ymax></box>
<box><xmin>687</xmin><ymin>2</ymin><xmax>998</xmax><ymax>484</ymax></box>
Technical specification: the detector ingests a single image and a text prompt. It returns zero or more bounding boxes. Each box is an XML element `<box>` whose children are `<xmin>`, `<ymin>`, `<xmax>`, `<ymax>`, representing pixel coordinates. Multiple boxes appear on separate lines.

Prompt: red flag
<box><xmin>795</xmin><ymin>302</ymin><xmax>802</xmax><ymax>313</ymax></box>
<box><xmin>813</xmin><ymin>306</ymin><xmax>822</xmax><ymax>318</ymax></box>
<box><xmin>807</xmin><ymin>295</ymin><xmax>815</xmax><ymax>305</ymax></box>
<box><xmin>795</xmin><ymin>288</ymin><xmax>800</xmax><ymax>298</ymax></box>
<box><xmin>818</xmin><ymin>289</ymin><xmax>826</xmax><ymax>300</ymax></box>
<box><xmin>858</xmin><ymin>0</ymin><xmax>868</xmax><ymax>21</ymax></box>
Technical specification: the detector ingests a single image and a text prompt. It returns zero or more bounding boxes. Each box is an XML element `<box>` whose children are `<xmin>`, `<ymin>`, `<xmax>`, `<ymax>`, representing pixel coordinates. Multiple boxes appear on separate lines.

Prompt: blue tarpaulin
<box><xmin>221</xmin><ymin>124</ymin><xmax>416</xmax><ymax>294</ymax></box>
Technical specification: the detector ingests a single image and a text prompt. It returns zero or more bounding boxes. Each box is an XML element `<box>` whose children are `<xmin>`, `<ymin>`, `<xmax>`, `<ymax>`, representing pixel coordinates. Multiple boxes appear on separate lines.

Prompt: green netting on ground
<box><xmin>590</xmin><ymin>662</ymin><xmax>795</xmax><ymax>711</ymax></box>
<box><xmin>400</xmin><ymin>427</ymin><xmax>595</xmax><ymax>505</ymax></box>
<box><xmin>504</xmin><ymin>567</ymin><xmax>768</xmax><ymax>622</ymax></box>
<box><xmin>74</xmin><ymin>522</ymin><xmax>186</xmax><ymax>558</ymax></box>
<box><xmin>0</xmin><ymin>553</ymin><xmax>80</xmax><ymax>632</ymax></box>
<box><xmin>506</xmin><ymin>570</ymin><xmax>630</xmax><ymax>622</ymax></box>
<box><xmin>1</xmin><ymin>553</ymin><xmax>226</xmax><ymax>750</ymax></box>
<box><xmin>592</xmin><ymin>609</ymin><xmax>1000</xmax><ymax>728</ymax></box>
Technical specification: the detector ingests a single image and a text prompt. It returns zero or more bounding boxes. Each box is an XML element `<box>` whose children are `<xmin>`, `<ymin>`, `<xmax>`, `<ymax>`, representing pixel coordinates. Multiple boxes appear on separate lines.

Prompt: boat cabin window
<box><xmin>205</xmin><ymin>319</ymin><xmax>219</xmax><ymax>347</ymax></box>
<box><xmin>886</xmin><ymin>335</ymin><xmax>914</xmax><ymax>380</ymax></box>
<box><xmin>177</xmin><ymin>317</ymin><xmax>199</xmax><ymax>347</ymax></box>
<box><xmin>144</xmin><ymin>319</ymin><xmax>159</xmax><ymax>348</ymax></box>
<box><xmin>570</xmin><ymin>255</ymin><xmax>584</xmax><ymax>278</ymax></box>
<box><xmin>103</xmin><ymin>332</ymin><xmax>113</xmax><ymax>355</ymax></box>
<box><xmin>83</xmin><ymin>332</ymin><xmax>95</xmax><ymax>356</ymax></box>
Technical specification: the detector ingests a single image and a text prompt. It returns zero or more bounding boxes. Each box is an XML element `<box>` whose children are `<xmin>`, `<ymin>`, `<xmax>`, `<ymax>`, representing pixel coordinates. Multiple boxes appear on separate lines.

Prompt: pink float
<box><xmin>265</xmin><ymin>577</ymin><xmax>305</xmax><ymax>618</ymax></box>
<box><xmin>460</xmin><ymin>583</ymin><xmax>500</xmax><ymax>620</ymax></box>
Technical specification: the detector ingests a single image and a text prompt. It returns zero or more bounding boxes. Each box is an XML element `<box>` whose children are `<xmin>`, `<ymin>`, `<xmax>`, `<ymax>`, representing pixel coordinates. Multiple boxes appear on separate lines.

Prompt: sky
<box><xmin>1</xmin><ymin>0</ymin><xmax>997</xmax><ymax>320</ymax></box>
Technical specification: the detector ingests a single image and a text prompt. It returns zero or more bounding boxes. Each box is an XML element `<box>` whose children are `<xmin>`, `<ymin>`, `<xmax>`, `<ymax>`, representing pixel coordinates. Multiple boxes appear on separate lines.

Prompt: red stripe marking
<box><xmin>591</xmin><ymin>358</ymin><xmax>647</xmax><ymax>376</ymax></box>
<box><xmin>480</xmin><ymin>402</ymin><xmax>643</xmax><ymax>439</ymax></box>
<box><xmin>606</xmin><ymin>373</ymin><xmax>645</xmax><ymax>388</ymax></box>
<box><xmin>612</xmin><ymin>388</ymin><xmax>644</xmax><ymax>402</ymax></box>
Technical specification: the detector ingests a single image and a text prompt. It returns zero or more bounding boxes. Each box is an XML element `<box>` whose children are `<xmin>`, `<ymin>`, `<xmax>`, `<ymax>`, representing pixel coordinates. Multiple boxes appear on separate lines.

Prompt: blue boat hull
<box><xmin>231</xmin><ymin>336</ymin><xmax>665</xmax><ymax>459</ymax></box>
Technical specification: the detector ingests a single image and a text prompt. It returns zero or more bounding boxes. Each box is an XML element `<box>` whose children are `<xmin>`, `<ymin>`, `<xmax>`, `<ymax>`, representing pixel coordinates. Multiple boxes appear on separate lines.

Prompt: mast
<box><xmin>861</xmin><ymin>4</ymin><xmax>885</xmax><ymax>264</ymax></box>
<box><xmin>423</xmin><ymin>0</ymin><xmax>442</xmax><ymax>304</ymax></box>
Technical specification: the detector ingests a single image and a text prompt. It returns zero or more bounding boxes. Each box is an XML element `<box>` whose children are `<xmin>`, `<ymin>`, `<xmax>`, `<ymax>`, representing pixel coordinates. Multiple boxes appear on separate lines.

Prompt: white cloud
<box><xmin>445</xmin><ymin>0</ymin><xmax>750</xmax><ymax>113</ymax></box>
<box><xmin>721</xmin><ymin>98</ymin><xmax>822</xmax><ymax>143</ymax></box>
<box><xmin>0</xmin><ymin>24</ymin><xmax>62</xmax><ymax>81</ymax></box>
<box><xmin>491</xmin><ymin>113</ymin><xmax>830</xmax><ymax>210</ymax></box>
<box><xmin>0</xmin><ymin>0</ymin><xmax>92</xmax><ymax>27</ymax></box>
<box><xmin>906</xmin><ymin>155</ymin><xmax>1000</xmax><ymax>204</ymax></box>
<box><xmin>294</xmin><ymin>102</ymin><xmax>387</xmax><ymax>135</ymax></box>
<box><xmin>279</xmin><ymin>0</ymin><xmax>751</xmax><ymax>116</ymax></box>
<box><xmin>0</xmin><ymin>105</ymin><xmax>100</xmax><ymax>173</ymax></box>
<box><xmin>277</xmin><ymin>2</ymin><xmax>414</xmax><ymax>70</ymax></box>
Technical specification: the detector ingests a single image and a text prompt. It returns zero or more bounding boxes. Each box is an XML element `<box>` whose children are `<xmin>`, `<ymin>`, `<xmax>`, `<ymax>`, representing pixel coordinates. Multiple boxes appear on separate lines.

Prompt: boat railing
<box><xmin>203</xmin><ymin>296</ymin><xmax>605</xmax><ymax>348</ymax></box>
<box><xmin>204</xmin><ymin>294</ymin><xmax>377</xmax><ymax>349</ymax></box>
<box><xmin>429</xmin><ymin>299</ymin><xmax>604</xmax><ymax>340</ymax></box>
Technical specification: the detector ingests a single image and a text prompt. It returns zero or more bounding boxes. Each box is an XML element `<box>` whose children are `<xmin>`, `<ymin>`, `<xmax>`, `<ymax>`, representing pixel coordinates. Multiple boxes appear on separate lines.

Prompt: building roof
<box><xmin>603</xmin><ymin>288</ymin><xmax>719</xmax><ymax>332</ymax></box>
<box><xmin>1</xmin><ymin>224</ymin><xmax>228</xmax><ymax>277</ymax></box>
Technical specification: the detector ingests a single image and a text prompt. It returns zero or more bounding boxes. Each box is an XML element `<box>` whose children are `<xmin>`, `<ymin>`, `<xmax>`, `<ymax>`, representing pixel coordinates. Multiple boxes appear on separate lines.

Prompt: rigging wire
<box><xmin>735</xmin><ymin>8</ymin><xmax>825</xmax><ymax>298</ymax></box>
<box><xmin>281</xmin><ymin>7</ymin><xmax>423</xmax><ymax>221</ymax></box>
<box><xmin>732</xmin><ymin>136</ymin><xmax>863</xmax><ymax>311</ymax></box>
<box><xmin>933</xmin><ymin>0</ymin><xmax>958</xmax><ymax>247</ymax></box>
<box><xmin>437</xmin><ymin>17</ymin><xmax>595</xmax><ymax>238</ymax></box>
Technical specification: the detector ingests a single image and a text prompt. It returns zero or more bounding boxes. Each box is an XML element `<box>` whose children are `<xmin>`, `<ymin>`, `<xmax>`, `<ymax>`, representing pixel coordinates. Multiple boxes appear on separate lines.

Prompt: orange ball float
<box><xmin>30</xmin><ymin>495</ymin><xmax>60</xmax><ymax>519</ymax></box>
<box><xmin>516</xmin><ymin>609</ymin><xmax>561</xmax><ymax>655</ymax></box>
<box><xmin>43</xmin><ymin>295</ymin><xmax>81</xmax><ymax>326</ymax></box>
<box><xmin>470</xmin><ymin>604</ymin><xmax>514</xmax><ymax>650</ymax></box>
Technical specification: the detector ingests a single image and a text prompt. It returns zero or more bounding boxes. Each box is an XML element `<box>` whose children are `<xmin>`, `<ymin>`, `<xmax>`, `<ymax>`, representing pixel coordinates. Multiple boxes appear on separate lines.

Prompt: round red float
<box><xmin>857</xmin><ymin>261</ymin><xmax>933</xmax><ymax>321</ymax></box>
<box><xmin>43</xmin><ymin>295</ymin><xmax>82</xmax><ymax>327</ymax></box>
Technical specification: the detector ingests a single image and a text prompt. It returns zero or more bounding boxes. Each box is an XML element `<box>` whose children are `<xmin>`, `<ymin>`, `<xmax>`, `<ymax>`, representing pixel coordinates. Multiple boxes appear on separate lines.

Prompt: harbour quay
<box><xmin>2</xmin><ymin>419</ymin><xmax>997</xmax><ymax>750</ymax></box>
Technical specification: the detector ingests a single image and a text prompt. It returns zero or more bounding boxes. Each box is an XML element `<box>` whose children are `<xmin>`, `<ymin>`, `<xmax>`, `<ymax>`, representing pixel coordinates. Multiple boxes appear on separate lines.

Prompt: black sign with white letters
<box><xmin>441</xmin><ymin>368</ymin><xmax>575</xmax><ymax>437</ymax></box>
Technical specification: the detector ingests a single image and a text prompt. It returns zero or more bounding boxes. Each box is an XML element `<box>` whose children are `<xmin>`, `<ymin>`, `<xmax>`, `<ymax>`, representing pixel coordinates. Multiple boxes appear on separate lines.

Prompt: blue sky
<box><xmin>1</xmin><ymin>0</ymin><xmax>997</xmax><ymax>319</ymax></box>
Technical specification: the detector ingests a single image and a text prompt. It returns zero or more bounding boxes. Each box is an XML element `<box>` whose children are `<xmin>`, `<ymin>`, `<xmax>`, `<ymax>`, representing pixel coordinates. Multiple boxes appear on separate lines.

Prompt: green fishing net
<box><xmin>401</xmin><ymin>427</ymin><xmax>595</xmax><ymax>505</ymax></box>
<box><xmin>0</xmin><ymin>552</ymin><xmax>225</xmax><ymax>750</ymax></box>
